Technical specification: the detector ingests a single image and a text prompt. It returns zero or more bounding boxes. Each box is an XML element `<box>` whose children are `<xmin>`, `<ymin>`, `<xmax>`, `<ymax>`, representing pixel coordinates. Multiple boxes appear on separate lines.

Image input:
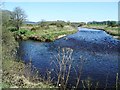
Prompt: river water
<box><xmin>18</xmin><ymin>28</ymin><xmax>120</xmax><ymax>88</ymax></box>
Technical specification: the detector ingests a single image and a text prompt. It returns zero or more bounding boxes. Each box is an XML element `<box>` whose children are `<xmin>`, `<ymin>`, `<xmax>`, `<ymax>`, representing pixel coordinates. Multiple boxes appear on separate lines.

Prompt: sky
<box><xmin>3</xmin><ymin>2</ymin><xmax>118</xmax><ymax>22</ymax></box>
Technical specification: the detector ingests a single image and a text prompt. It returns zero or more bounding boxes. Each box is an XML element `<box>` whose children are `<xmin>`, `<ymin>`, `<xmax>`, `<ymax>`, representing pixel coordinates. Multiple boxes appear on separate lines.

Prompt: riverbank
<box><xmin>82</xmin><ymin>24</ymin><xmax>120</xmax><ymax>39</ymax></box>
<box><xmin>2</xmin><ymin>59</ymin><xmax>56</xmax><ymax>88</ymax></box>
<box><xmin>13</xmin><ymin>25</ymin><xmax>77</xmax><ymax>42</ymax></box>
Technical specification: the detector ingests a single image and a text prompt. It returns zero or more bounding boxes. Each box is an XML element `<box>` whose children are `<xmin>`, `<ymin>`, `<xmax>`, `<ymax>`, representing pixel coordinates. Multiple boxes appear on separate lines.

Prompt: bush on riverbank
<box><xmin>14</xmin><ymin>29</ymin><xmax>35</xmax><ymax>40</ymax></box>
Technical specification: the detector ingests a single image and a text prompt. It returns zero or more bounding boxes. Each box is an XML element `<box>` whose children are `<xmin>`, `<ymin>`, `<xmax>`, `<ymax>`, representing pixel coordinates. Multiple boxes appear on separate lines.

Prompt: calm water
<box><xmin>18</xmin><ymin>28</ymin><xmax>120</xmax><ymax>88</ymax></box>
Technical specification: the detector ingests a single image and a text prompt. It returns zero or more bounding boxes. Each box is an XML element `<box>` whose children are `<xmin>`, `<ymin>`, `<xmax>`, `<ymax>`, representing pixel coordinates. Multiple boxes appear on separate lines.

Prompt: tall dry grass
<box><xmin>50</xmin><ymin>47</ymin><xmax>73</xmax><ymax>90</ymax></box>
<box><xmin>50</xmin><ymin>47</ymin><xmax>119</xmax><ymax>89</ymax></box>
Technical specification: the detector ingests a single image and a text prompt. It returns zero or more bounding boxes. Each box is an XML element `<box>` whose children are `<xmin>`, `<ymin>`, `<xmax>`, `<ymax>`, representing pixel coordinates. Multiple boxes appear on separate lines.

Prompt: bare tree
<box><xmin>11</xmin><ymin>7</ymin><xmax>27</xmax><ymax>30</ymax></box>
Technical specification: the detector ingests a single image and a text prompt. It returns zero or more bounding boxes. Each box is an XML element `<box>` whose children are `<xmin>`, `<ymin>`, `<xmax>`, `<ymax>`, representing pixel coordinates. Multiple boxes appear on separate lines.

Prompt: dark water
<box><xmin>18</xmin><ymin>28</ymin><xmax>120</xmax><ymax>88</ymax></box>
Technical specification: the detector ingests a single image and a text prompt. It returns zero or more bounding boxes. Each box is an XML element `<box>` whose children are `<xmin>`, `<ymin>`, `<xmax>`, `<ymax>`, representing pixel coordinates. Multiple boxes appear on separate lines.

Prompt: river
<box><xmin>18</xmin><ymin>27</ymin><xmax>120</xmax><ymax>88</ymax></box>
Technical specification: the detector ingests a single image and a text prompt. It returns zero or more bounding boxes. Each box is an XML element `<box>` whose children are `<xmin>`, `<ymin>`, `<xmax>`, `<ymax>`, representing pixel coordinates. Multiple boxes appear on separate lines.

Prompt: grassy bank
<box><xmin>82</xmin><ymin>24</ymin><xmax>120</xmax><ymax>39</ymax></box>
<box><xmin>2</xmin><ymin>59</ymin><xmax>56</xmax><ymax>88</ymax></box>
<box><xmin>12</xmin><ymin>25</ymin><xmax>77</xmax><ymax>42</ymax></box>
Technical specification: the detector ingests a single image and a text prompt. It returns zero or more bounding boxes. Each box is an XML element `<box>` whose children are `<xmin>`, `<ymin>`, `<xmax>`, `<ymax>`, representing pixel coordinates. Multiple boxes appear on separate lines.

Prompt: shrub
<box><xmin>19</xmin><ymin>29</ymin><xmax>28</xmax><ymax>34</ymax></box>
<box><xmin>31</xmin><ymin>27</ymin><xmax>36</xmax><ymax>31</ymax></box>
<box><xmin>8</xmin><ymin>27</ymin><xmax>18</xmax><ymax>32</ymax></box>
<box><xmin>56</xmin><ymin>24</ymin><xmax>64</xmax><ymax>28</ymax></box>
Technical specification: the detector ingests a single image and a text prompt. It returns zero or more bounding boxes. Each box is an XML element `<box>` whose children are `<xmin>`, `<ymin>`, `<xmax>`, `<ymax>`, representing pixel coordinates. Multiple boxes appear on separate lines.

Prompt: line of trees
<box><xmin>37</xmin><ymin>20</ymin><xmax>71</xmax><ymax>28</ymax></box>
<box><xmin>87</xmin><ymin>21</ymin><xmax>119</xmax><ymax>27</ymax></box>
<box><xmin>72</xmin><ymin>22</ymin><xmax>86</xmax><ymax>27</ymax></box>
<box><xmin>37</xmin><ymin>20</ymin><xmax>87</xmax><ymax>29</ymax></box>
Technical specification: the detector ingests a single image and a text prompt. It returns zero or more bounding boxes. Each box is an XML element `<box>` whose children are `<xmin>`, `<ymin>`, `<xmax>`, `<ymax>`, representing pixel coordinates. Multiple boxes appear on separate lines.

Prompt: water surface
<box><xmin>18</xmin><ymin>28</ymin><xmax>120</xmax><ymax>88</ymax></box>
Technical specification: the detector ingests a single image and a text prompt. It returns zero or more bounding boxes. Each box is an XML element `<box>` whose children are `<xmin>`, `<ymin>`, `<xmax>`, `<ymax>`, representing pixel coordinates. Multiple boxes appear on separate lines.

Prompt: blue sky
<box><xmin>4</xmin><ymin>2</ymin><xmax>118</xmax><ymax>22</ymax></box>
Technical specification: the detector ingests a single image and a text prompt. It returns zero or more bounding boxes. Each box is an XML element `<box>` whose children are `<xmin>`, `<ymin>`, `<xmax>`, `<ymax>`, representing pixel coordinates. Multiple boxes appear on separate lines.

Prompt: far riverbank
<box><xmin>82</xmin><ymin>24</ymin><xmax>120</xmax><ymax>39</ymax></box>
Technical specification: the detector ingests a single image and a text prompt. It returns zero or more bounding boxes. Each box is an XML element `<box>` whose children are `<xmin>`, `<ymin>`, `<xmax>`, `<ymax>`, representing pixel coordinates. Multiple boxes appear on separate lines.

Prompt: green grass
<box><xmin>35</xmin><ymin>29</ymin><xmax>76</xmax><ymax>41</ymax></box>
<box><xmin>15</xmin><ymin>25</ymin><xmax>77</xmax><ymax>42</ymax></box>
<box><xmin>104</xmin><ymin>27</ymin><xmax>119</xmax><ymax>36</ymax></box>
<box><xmin>0</xmin><ymin>83</ymin><xmax>10</xmax><ymax>88</ymax></box>
<box><xmin>14</xmin><ymin>29</ymin><xmax>35</xmax><ymax>40</ymax></box>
